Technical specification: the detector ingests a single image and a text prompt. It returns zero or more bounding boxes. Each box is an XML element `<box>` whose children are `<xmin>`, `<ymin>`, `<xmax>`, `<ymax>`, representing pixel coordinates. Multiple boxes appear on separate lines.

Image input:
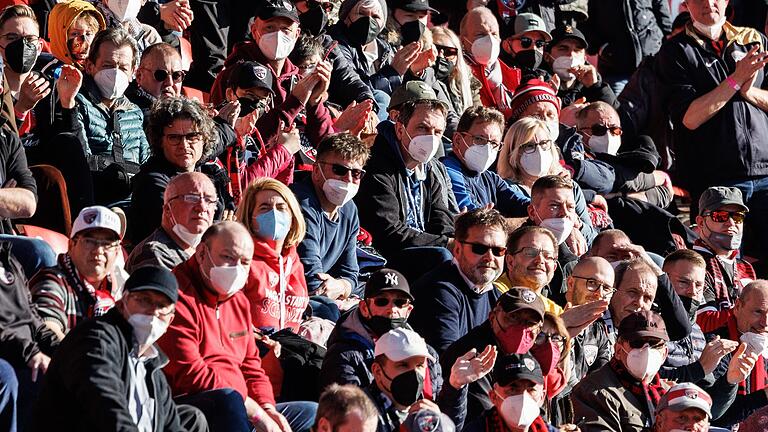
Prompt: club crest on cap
<box><xmin>385</xmin><ymin>272</ymin><xmax>399</xmax><ymax>286</ymax></box>
<box><xmin>83</xmin><ymin>210</ymin><xmax>98</xmax><ymax>224</ymax></box>
<box><xmin>565</xmin><ymin>25</ymin><xmax>573</xmax><ymax>34</ymax></box>
<box><xmin>253</xmin><ymin>66</ymin><xmax>267</xmax><ymax>80</ymax></box>
<box><xmin>524</xmin><ymin>357</ymin><xmax>536</xmax><ymax>371</ymax></box>
<box><xmin>522</xmin><ymin>289</ymin><xmax>536</xmax><ymax>303</ymax></box>
<box><xmin>416</xmin><ymin>413</ymin><xmax>439</xmax><ymax>431</ymax></box>
<box><xmin>686</xmin><ymin>390</ymin><xmax>698</xmax><ymax>399</ymax></box>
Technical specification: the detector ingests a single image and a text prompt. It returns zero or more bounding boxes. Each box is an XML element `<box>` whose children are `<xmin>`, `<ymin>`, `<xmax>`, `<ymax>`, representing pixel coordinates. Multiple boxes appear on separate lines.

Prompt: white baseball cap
<box><xmin>71</xmin><ymin>206</ymin><xmax>122</xmax><ymax>239</ymax></box>
<box><xmin>374</xmin><ymin>328</ymin><xmax>435</xmax><ymax>362</ymax></box>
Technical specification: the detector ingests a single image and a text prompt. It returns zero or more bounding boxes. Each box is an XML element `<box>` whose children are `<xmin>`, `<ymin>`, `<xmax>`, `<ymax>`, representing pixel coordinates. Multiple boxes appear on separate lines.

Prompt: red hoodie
<box><xmin>158</xmin><ymin>258</ymin><xmax>276</xmax><ymax>406</ymax></box>
<box><xmin>243</xmin><ymin>239</ymin><xmax>309</xmax><ymax>332</ymax></box>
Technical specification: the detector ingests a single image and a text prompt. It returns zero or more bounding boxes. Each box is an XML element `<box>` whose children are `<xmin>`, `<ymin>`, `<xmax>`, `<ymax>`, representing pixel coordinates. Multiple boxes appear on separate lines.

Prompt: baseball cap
<box><xmin>498</xmin><ymin>287</ymin><xmax>545</xmax><ymax>321</ymax></box>
<box><xmin>618</xmin><ymin>310</ymin><xmax>669</xmax><ymax>343</ymax></box>
<box><xmin>364</xmin><ymin>268</ymin><xmax>413</xmax><ymax>300</ymax></box>
<box><xmin>389</xmin><ymin>0</ymin><xmax>437</xmax><ymax>13</ymax></box>
<box><xmin>374</xmin><ymin>327</ymin><xmax>435</xmax><ymax>362</ymax></box>
<box><xmin>698</xmin><ymin>186</ymin><xmax>749</xmax><ymax>214</ymax></box>
<box><xmin>402</xmin><ymin>409</ymin><xmax>456</xmax><ymax>432</ymax></box>
<box><xmin>389</xmin><ymin>80</ymin><xmax>440</xmax><ymax>110</ymax></box>
<box><xmin>656</xmin><ymin>382</ymin><xmax>713</xmax><ymax>418</ymax></box>
<box><xmin>228</xmin><ymin>61</ymin><xmax>275</xmax><ymax>94</ymax></box>
<box><xmin>71</xmin><ymin>206</ymin><xmax>122</xmax><ymax>239</ymax></box>
<box><xmin>508</xmin><ymin>79</ymin><xmax>561</xmax><ymax>121</ymax></box>
<box><xmin>548</xmin><ymin>25</ymin><xmax>588</xmax><ymax>50</ymax></box>
<box><xmin>124</xmin><ymin>266</ymin><xmax>179</xmax><ymax>304</ymax></box>
<box><xmin>494</xmin><ymin>353</ymin><xmax>544</xmax><ymax>386</ymax></box>
<box><xmin>256</xmin><ymin>0</ymin><xmax>300</xmax><ymax>23</ymax></box>
<box><xmin>513</xmin><ymin>13</ymin><xmax>552</xmax><ymax>41</ymax></box>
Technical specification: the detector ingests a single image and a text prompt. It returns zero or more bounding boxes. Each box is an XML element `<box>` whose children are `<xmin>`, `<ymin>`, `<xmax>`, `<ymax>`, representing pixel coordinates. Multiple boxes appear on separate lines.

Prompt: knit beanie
<box><xmin>509</xmin><ymin>79</ymin><xmax>561</xmax><ymax>121</ymax></box>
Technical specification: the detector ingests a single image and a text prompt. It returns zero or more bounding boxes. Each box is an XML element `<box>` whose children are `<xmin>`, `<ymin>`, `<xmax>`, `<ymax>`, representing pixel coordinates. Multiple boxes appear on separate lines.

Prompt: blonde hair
<box><xmin>430</xmin><ymin>26</ymin><xmax>474</xmax><ymax>113</ymax></box>
<box><xmin>498</xmin><ymin>117</ymin><xmax>560</xmax><ymax>182</ymax></box>
<box><xmin>235</xmin><ymin>178</ymin><xmax>306</xmax><ymax>249</ymax></box>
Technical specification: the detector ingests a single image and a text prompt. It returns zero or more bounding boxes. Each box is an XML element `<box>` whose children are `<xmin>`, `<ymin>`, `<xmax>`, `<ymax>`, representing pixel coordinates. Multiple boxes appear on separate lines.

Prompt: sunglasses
<box><xmin>148</xmin><ymin>68</ymin><xmax>187</xmax><ymax>83</ymax></box>
<box><xmin>435</xmin><ymin>44</ymin><xmax>459</xmax><ymax>57</ymax></box>
<box><xmin>627</xmin><ymin>339</ymin><xmax>666</xmax><ymax>350</ymax></box>
<box><xmin>371</xmin><ymin>297</ymin><xmax>410</xmax><ymax>308</ymax></box>
<box><xmin>518</xmin><ymin>36</ymin><xmax>547</xmax><ymax>49</ymax></box>
<box><xmin>317</xmin><ymin>161</ymin><xmax>366</xmax><ymax>180</ymax></box>
<box><xmin>704</xmin><ymin>210</ymin><xmax>746</xmax><ymax>223</ymax></box>
<box><xmin>460</xmin><ymin>241</ymin><xmax>507</xmax><ymax>257</ymax></box>
<box><xmin>580</xmin><ymin>124</ymin><xmax>623</xmax><ymax>137</ymax></box>
<box><xmin>512</xmin><ymin>246</ymin><xmax>557</xmax><ymax>262</ymax></box>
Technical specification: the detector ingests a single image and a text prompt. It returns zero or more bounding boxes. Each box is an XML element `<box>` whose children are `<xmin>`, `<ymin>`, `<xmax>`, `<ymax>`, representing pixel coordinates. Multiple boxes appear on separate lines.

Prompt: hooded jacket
<box><xmin>48</xmin><ymin>0</ymin><xmax>106</xmax><ymax>66</ymax></box>
<box><xmin>243</xmin><ymin>239</ymin><xmax>309</xmax><ymax>333</ymax></box>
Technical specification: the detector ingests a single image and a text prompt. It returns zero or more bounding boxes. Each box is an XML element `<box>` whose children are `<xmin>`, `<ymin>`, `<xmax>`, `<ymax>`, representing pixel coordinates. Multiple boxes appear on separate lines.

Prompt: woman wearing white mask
<box><xmin>236</xmin><ymin>178</ymin><xmax>309</xmax><ymax>333</ymax></box>
<box><xmin>499</xmin><ymin>117</ymin><xmax>596</xmax><ymax>243</ymax></box>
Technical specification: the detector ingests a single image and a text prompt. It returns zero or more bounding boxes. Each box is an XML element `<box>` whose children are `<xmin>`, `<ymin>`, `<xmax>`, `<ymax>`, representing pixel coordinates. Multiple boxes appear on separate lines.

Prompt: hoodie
<box><xmin>48</xmin><ymin>0</ymin><xmax>106</xmax><ymax>66</ymax></box>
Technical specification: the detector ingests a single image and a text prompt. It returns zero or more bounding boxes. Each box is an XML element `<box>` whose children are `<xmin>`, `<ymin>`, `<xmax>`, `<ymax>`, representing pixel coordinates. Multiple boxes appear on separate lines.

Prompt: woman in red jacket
<box><xmin>236</xmin><ymin>177</ymin><xmax>309</xmax><ymax>333</ymax></box>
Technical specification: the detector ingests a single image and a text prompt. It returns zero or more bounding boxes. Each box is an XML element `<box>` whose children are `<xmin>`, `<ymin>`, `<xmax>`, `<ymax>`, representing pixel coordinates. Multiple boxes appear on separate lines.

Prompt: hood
<box><xmin>251</xmin><ymin>236</ymin><xmax>299</xmax><ymax>267</ymax></box>
<box><xmin>48</xmin><ymin>0</ymin><xmax>106</xmax><ymax>66</ymax></box>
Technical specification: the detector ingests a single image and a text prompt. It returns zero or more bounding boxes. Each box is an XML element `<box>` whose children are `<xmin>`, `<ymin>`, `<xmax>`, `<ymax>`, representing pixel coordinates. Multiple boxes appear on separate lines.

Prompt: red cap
<box><xmin>509</xmin><ymin>79</ymin><xmax>561</xmax><ymax>121</ymax></box>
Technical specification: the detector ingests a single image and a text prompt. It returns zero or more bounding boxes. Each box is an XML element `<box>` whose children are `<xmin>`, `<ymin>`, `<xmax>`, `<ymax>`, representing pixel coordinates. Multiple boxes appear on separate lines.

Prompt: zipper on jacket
<box><xmin>216</xmin><ymin>304</ymin><xmax>224</xmax><ymax>347</ymax></box>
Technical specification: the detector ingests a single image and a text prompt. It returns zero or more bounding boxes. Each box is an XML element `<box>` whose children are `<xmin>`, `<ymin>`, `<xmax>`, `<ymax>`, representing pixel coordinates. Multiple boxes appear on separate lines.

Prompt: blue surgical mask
<box><xmin>255</xmin><ymin>209</ymin><xmax>291</xmax><ymax>241</ymax></box>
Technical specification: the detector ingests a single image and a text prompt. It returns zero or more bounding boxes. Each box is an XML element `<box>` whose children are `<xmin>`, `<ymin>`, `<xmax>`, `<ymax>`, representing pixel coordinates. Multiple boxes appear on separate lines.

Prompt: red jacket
<box><xmin>158</xmin><ymin>258</ymin><xmax>276</xmax><ymax>406</ymax></box>
<box><xmin>243</xmin><ymin>239</ymin><xmax>309</xmax><ymax>332</ymax></box>
<box><xmin>468</xmin><ymin>59</ymin><xmax>521</xmax><ymax>119</ymax></box>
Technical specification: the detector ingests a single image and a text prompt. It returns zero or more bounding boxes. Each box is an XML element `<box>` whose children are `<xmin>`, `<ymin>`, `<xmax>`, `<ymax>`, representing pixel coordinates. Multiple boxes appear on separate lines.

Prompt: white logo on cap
<box><xmin>524</xmin><ymin>358</ymin><xmax>536</xmax><ymax>371</ymax></box>
<box><xmin>685</xmin><ymin>390</ymin><xmax>698</xmax><ymax>399</ymax></box>
<box><xmin>522</xmin><ymin>289</ymin><xmax>536</xmax><ymax>303</ymax></box>
<box><xmin>253</xmin><ymin>66</ymin><xmax>267</xmax><ymax>80</ymax></box>
<box><xmin>385</xmin><ymin>273</ymin><xmax>399</xmax><ymax>286</ymax></box>
<box><xmin>282</xmin><ymin>0</ymin><xmax>294</xmax><ymax>10</ymax></box>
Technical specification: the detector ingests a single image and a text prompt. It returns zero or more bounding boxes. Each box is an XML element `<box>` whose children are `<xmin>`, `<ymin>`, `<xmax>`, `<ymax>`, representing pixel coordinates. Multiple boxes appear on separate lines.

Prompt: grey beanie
<box><xmin>338</xmin><ymin>0</ymin><xmax>388</xmax><ymax>25</ymax></box>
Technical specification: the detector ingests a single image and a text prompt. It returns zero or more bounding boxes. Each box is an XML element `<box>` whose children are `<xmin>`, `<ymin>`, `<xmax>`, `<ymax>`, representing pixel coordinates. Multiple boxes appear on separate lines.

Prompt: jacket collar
<box><xmin>685</xmin><ymin>21</ymin><xmax>764</xmax><ymax>50</ymax></box>
<box><xmin>176</xmin><ymin>258</ymin><xmax>220</xmax><ymax>308</ymax></box>
<box><xmin>103</xmin><ymin>307</ymin><xmax>170</xmax><ymax>369</ymax></box>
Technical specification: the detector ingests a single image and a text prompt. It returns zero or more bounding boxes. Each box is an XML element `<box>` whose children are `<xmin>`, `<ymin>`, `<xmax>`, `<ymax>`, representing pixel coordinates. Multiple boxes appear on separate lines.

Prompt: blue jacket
<box><xmin>441</xmin><ymin>152</ymin><xmax>529</xmax><ymax>217</ymax></box>
<box><xmin>556</xmin><ymin>124</ymin><xmax>615</xmax><ymax>196</ymax></box>
<box><xmin>292</xmin><ymin>178</ymin><xmax>360</xmax><ymax>294</ymax></box>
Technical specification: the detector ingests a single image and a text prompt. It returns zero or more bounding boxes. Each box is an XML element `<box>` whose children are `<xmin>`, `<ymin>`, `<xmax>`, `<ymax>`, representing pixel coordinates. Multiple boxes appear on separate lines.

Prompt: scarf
<box><xmin>726</xmin><ymin>314</ymin><xmax>768</xmax><ymax>395</ymax></box>
<box><xmin>610</xmin><ymin>358</ymin><xmax>666</xmax><ymax>421</ymax></box>
<box><xmin>226</xmin><ymin>128</ymin><xmax>266</xmax><ymax>206</ymax></box>
<box><xmin>486</xmin><ymin>407</ymin><xmax>550</xmax><ymax>432</ymax></box>
<box><xmin>693</xmin><ymin>239</ymin><xmax>756</xmax><ymax>309</ymax></box>
<box><xmin>60</xmin><ymin>253</ymin><xmax>114</xmax><ymax>317</ymax></box>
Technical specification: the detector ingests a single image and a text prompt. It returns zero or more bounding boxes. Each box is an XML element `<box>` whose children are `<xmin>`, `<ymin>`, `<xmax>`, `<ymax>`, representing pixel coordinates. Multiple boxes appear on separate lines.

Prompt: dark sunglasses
<box><xmin>435</xmin><ymin>44</ymin><xmax>459</xmax><ymax>57</ymax></box>
<box><xmin>519</xmin><ymin>36</ymin><xmax>547</xmax><ymax>49</ymax></box>
<box><xmin>151</xmin><ymin>69</ymin><xmax>187</xmax><ymax>83</ymax></box>
<box><xmin>580</xmin><ymin>124</ymin><xmax>622</xmax><ymax>137</ymax></box>
<box><xmin>460</xmin><ymin>241</ymin><xmax>507</xmax><ymax>257</ymax></box>
<box><xmin>627</xmin><ymin>339</ymin><xmax>666</xmax><ymax>350</ymax></box>
<box><xmin>704</xmin><ymin>210</ymin><xmax>746</xmax><ymax>223</ymax></box>
<box><xmin>371</xmin><ymin>297</ymin><xmax>410</xmax><ymax>308</ymax></box>
<box><xmin>317</xmin><ymin>161</ymin><xmax>366</xmax><ymax>180</ymax></box>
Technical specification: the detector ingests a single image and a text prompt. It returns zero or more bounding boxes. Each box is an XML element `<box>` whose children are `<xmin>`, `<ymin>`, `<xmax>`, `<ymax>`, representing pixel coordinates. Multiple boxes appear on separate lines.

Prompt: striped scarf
<box><xmin>610</xmin><ymin>358</ymin><xmax>666</xmax><ymax>420</ymax></box>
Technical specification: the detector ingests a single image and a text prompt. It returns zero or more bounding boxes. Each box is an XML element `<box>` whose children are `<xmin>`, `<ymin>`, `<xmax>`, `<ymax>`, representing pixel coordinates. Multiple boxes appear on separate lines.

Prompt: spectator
<box><xmin>128</xmin><ymin>96</ymin><xmax>218</xmax><ymax>245</ymax></box>
<box><xmin>126</xmin><ymin>172</ymin><xmax>217</xmax><ymax>272</ymax></box>
<box><xmin>0</xmin><ymin>358</ymin><xmax>16</xmax><ymax>432</ymax></box>
<box><xmin>93</xmin><ymin>0</ymin><xmax>162</xmax><ymax>54</ymax></box>
<box><xmin>544</xmin><ymin>25</ymin><xmax>618</xmax><ymax>109</ymax></box>
<box><xmin>430</xmin><ymin>26</ymin><xmax>479</xmax><ymax>116</ymax></box>
<box><xmin>498</xmin><ymin>13</ymin><xmax>551</xmax><ymax>75</ymax></box>
<box><xmin>572</xmin><ymin>310</ymin><xmax>672</xmax><ymax>431</ymax></box>
<box><xmin>582</xmin><ymin>0</ymin><xmax>671</xmax><ymax>94</ymax></box>
<box><xmin>356</xmin><ymin>97</ymin><xmax>454</xmax><ymax>279</ymax></box>
<box><xmin>30</xmin><ymin>266</ymin><xmax>207</xmax><ymax>432</ymax></box>
<box><xmin>382</xmin><ymin>0</ymin><xmax>434</xmax><ymax>48</ymax></box>
<box><xmin>441</xmin><ymin>105</ymin><xmax>529</xmax><ymax>216</ymax></box>
<box><xmin>460</xmin><ymin>6</ymin><xmax>520</xmax><ymax>118</ymax></box>
<box><xmin>653</xmin><ymin>382</ymin><xmax>716</xmax><ymax>432</ymax></box>
<box><xmin>293</xmin><ymin>133</ymin><xmax>369</xmax><ymax>298</ymax></box>
<box><xmin>409</xmin><ymin>207</ymin><xmax>507</xmax><ymax>353</ymax></box>
<box><xmin>30</xmin><ymin>206</ymin><xmax>124</xmax><ymax>340</ymax></box>
<box><xmin>55</xmin><ymin>26</ymin><xmax>150</xmax><ymax>205</ymax></box>
<box><xmin>158</xmin><ymin>221</ymin><xmax>317</xmax><ymax>432</ymax></box>
<box><xmin>126</xmin><ymin>42</ymin><xmax>185</xmax><ymax>111</ymax></box>
<box><xmin>694</xmin><ymin>187</ymin><xmax>755</xmax><ymax>312</ymax></box>
<box><xmin>47</xmin><ymin>0</ymin><xmax>105</xmax><ymax>69</ymax></box>
<box><xmin>314</xmin><ymin>384</ymin><xmax>378</xmax><ymax>432</ymax></box>
<box><xmin>236</xmin><ymin>178</ymin><xmax>309</xmax><ymax>333</ymax></box>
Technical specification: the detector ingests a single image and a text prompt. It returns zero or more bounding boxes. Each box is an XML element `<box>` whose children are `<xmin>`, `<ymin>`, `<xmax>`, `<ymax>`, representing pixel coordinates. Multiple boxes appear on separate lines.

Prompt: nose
<box><xmin>163</xmin><ymin>74</ymin><xmax>174</xmax><ymax>88</ymax></box>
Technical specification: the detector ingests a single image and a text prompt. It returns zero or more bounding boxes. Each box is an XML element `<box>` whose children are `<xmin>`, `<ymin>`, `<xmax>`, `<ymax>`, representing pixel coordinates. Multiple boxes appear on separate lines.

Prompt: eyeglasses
<box><xmin>518</xmin><ymin>36</ymin><xmax>547</xmax><ymax>49</ymax></box>
<box><xmin>512</xmin><ymin>247</ymin><xmax>557</xmax><ymax>262</ymax></box>
<box><xmin>703</xmin><ymin>210</ymin><xmax>746</xmax><ymax>224</ymax></box>
<box><xmin>165</xmin><ymin>131</ymin><xmax>203</xmax><ymax>145</ymax></box>
<box><xmin>627</xmin><ymin>339</ymin><xmax>666</xmax><ymax>350</ymax></box>
<box><xmin>371</xmin><ymin>297</ymin><xmax>411</xmax><ymax>308</ymax></box>
<box><xmin>169</xmin><ymin>194</ymin><xmax>218</xmax><ymax>207</ymax></box>
<box><xmin>579</xmin><ymin>124</ymin><xmax>623</xmax><ymax>137</ymax></box>
<box><xmin>520</xmin><ymin>139</ymin><xmax>553</xmax><ymax>154</ymax></box>
<box><xmin>129</xmin><ymin>293</ymin><xmax>175</xmax><ymax>318</ymax></box>
<box><xmin>78</xmin><ymin>237</ymin><xmax>121</xmax><ymax>251</ymax></box>
<box><xmin>571</xmin><ymin>275</ymin><xmax>615</xmax><ymax>293</ymax></box>
<box><xmin>535</xmin><ymin>331</ymin><xmax>565</xmax><ymax>345</ymax></box>
<box><xmin>461</xmin><ymin>133</ymin><xmax>502</xmax><ymax>151</ymax></box>
<box><xmin>0</xmin><ymin>33</ymin><xmax>40</xmax><ymax>44</ymax></box>
<box><xmin>317</xmin><ymin>161</ymin><xmax>366</xmax><ymax>180</ymax></box>
<box><xmin>146</xmin><ymin>68</ymin><xmax>187</xmax><ymax>83</ymax></box>
<box><xmin>435</xmin><ymin>44</ymin><xmax>459</xmax><ymax>58</ymax></box>
<box><xmin>459</xmin><ymin>241</ymin><xmax>507</xmax><ymax>257</ymax></box>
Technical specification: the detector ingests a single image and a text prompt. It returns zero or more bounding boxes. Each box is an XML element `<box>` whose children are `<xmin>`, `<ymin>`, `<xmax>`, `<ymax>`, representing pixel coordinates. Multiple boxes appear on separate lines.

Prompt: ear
<box><xmin>225</xmin><ymin>87</ymin><xmax>237</xmax><ymax>102</ymax></box>
<box><xmin>695</xmin><ymin>215</ymin><xmax>705</xmax><ymax>228</ymax></box>
<box><xmin>358</xmin><ymin>298</ymin><xmax>370</xmax><ymax>318</ymax></box>
<box><xmin>316</xmin><ymin>418</ymin><xmax>332</xmax><ymax>432</ymax></box>
<box><xmin>394</xmin><ymin>121</ymin><xmax>405</xmax><ymax>144</ymax></box>
<box><xmin>527</xmin><ymin>203</ymin><xmax>536</xmax><ymax>222</ymax></box>
<box><xmin>565</xmin><ymin>277</ymin><xmax>574</xmax><ymax>303</ymax></box>
<box><xmin>85</xmin><ymin>59</ymin><xmax>95</xmax><ymax>76</ymax></box>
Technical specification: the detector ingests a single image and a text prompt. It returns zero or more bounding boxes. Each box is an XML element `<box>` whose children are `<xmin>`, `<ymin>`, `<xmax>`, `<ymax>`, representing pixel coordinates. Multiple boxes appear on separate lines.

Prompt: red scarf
<box><xmin>726</xmin><ymin>315</ymin><xmax>768</xmax><ymax>395</ymax></box>
<box><xmin>693</xmin><ymin>239</ymin><xmax>756</xmax><ymax>309</ymax></box>
<box><xmin>226</xmin><ymin>129</ymin><xmax>266</xmax><ymax>206</ymax></box>
<box><xmin>610</xmin><ymin>358</ymin><xmax>666</xmax><ymax>418</ymax></box>
<box><xmin>486</xmin><ymin>408</ymin><xmax>550</xmax><ymax>432</ymax></box>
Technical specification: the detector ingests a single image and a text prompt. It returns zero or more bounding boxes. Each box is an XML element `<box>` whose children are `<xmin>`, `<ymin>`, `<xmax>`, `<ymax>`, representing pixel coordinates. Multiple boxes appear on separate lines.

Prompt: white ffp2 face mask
<box><xmin>625</xmin><ymin>344</ymin><xmax>665</xmax><ymax>382</ymax></box>
<box><xmin>108</xmin><ymin>0</ymin><xmax>141</xmax><ymax>22</ymax></box>
<box><xmin>498</xmin><ymin>391</ymin><xmax>540</xmax><ymax>428</ymax></box>
<box><xmin>471</xmin><ymin>35</ymin><xmax>500</xmax><ymax>66</ymax></box>
<box><xmin>552</xmin><ymin>55</ymin><xmax>584</xmax><ymax>81</ymax></box>
<box><xmin>520</xmin><ymin>148</ymin><xmax>553</xmax><ymax>178</ymax></box>
<box><xmin>322</xmin><ymin>178</ymin><xmax>359</xmax><ymax>206</ymax></box>
<box><xmin>206</xmin><ymin>250</ymin><xmax>248</xmax><ymax>297</ymax></box>
<box><xmin>463</xmin><ymin>140</ymin><xmax>498</xmax><ymax>173</ymax></box>
<box><xmin>540</xmin><ymin>217</ymin><xmax>573</xmax><ymax>244</ymax></box>
<box><xmin>405</xmin><ymin>131</ymin><xmax>441</xmax><ymax>163</ymax></box>
<box><xmin>94</xmin><ymin>68</ymin><xmax>131</xmax><ymax>100</ymax></box>
<box><xmin>258</xmin><ymin>30</ymin><xmax>297</xmax><ymax>60</ymax></box>
<box><xmin>692</xmin><ymin>16</ymin><xmax>727</xmax><ymax>40</ymax></box>
<box><xmin>128</xmin><ymin>313</ymin><xmax>169</xmax><ymax>347</ymax></box>
<box><xmin>588</xmin><ymin>133</ymin><xmax>621</xmax><ymax>155</ymax></box>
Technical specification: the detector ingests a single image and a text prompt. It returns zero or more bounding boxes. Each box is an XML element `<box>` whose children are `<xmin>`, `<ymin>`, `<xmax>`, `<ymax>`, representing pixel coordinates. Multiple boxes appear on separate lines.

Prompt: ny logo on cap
<box><xmin>522</xmin><ymin>289</ymin><xmax>536</xmax><ymax>303</ymax></box>
<box><xmin>385</xmin><ymin>273</ymin><xmax>399</xmax><ymax>286</ymax></box>
<box><xmin>565</xmin><ymin>25</ymin><xmax>573</xmax><ymax>34</ymax></box>
<box><xmin>83</xmin><ymin>210</ymin><xmax>98</xmax><ymax>224</ymax></box>
<box><xmin>253</xmin><ymin>66</ymin><xmax>267</xmax><ymax>80</ymax></box>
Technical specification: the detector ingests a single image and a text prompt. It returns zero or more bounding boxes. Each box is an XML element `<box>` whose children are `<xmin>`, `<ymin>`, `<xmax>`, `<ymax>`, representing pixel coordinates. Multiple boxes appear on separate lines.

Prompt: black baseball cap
<box><xmin>548</xmin><ymin>25</ymin><xmax>588</xmax><ymax>50</ymax></box>
<box><xmin>257</xmin><ymin>0</ymin><xmax>300</xmax><ymax>23</ymax></box>
<box><xmin>228</xmin><ymin>61</ymin><xmax>275</xmax><ymax>94</ymax></box>
<box><xmin>364</xmin><ymin>268</ymin><xmax>413</xmax><ymax>300</ymax></box>
<box><xmin>498</xmin><ymin>287</ymin><xmax>545</xmax><ymax>321</ymax></box>
<box><xmin>124</xmin><ymin>266</ymin><xmax>179</xmax><ymax>304</ymax></box>
<box><xmin>494</xmin><ymin>353</ymin><xmax>544</xmax><ymax>386</ymax></box>
<box><xmin>618</xmin><ymin>310</ymin><xmax>669</xmax><ymax>343</ymax></box>
<box><xmin>389</xmin><ymin>0</ymin><xmax>437</xmax><ymax>13</ymax></box>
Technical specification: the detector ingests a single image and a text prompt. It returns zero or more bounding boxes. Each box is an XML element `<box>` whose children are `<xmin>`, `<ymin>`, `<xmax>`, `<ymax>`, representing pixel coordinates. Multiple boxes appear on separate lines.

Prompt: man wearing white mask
<box><xmin>526</xmin><ymin>175</ymin><xmax>587</xmax><ymax>261</ymax></box>
<box><xmin>293</xmin><ymin>133</ymin><xmax>370</xmax><ymax>300</ymax></box>
<box><xmin>31</xmin><ymin>266</ymin><xmax>208</xmax><ymax>432</ymax></box>
<box><xmin>442</xmin><ymin>106</ymin><xmax>529</xmax><ymax>217</ymax></box>
<box><xmin>459</xmin><ymin>6</ymin><xmax>520</xmax><ymax>119</ymax></box>
<box><xmin>126</xmin><ymin>172</ymin><xmax>217</xmax><ymax>272</ymax></box>
<box><xmin>158</xmin><ymin>221</ymin><xmax>318</xmax><ymax>432</ymax></box>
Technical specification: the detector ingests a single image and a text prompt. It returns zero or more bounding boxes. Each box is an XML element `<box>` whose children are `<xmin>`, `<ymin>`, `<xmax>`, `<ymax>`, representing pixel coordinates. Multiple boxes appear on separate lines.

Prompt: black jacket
<box><xmin>327</xmin><ymin>24</ymin><xmax>402</xmax><ymax>96</ymax></box>
<box><xmin>317</xmin><ymin>33</ymin><xmax>376</xmax><ymax>107</ymax></box>
<box><xmin>0</xmin><ymin>123</ymin><xmax>36</xmax><ymax>235</ymax></box>
<box><xmin>31</xmin><ymin>308</ymin><xmax>185</xmax><ymax>432</ymax></box>
<box><xmin>583</xmin><ymin>0</ymin><xmax>672</xmax><ymax>75</ymax></box>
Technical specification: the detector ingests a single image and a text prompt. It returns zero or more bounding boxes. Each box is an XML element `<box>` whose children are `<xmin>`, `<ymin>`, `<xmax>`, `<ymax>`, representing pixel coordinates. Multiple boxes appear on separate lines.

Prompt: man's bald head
<box><xmin>459</xmin><ymin>7</ymin><xmax>500</xmax><ymax>53</ymax></box>
<box><xmin>735</xmin><ymin>280</ymin><xmax>768</xmax><ymax>334</ymax></box>
<box><xmin>200</xmin><ymin>221</ymin><xmax>252</xmax><ymax>249</ymax></box>
<box><xmin>164</xmin><ymin>172</ymin><xmax>216</xmax><ymax>203</ymax></box>
<box><xmin>137</xmin><ymin>42</ymin><xmax>184</xmax><ymax>98</ymax></box>
<box><xmin>567</xmin><ymin>256</ymin><xmax>615</xmax><ymax>305</ymax></box>
<box><xmin>741</xmin><ymin>280</ymin><xmax>768</xmax><ymax>304</ymax></box>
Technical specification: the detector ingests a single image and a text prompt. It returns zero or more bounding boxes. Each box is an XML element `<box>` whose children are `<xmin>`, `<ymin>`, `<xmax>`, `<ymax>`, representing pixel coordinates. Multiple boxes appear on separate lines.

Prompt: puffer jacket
<box><xmin>327</xmin><ymin>24</ymin><xmax>402</xmax><ymax>95</ymax></box>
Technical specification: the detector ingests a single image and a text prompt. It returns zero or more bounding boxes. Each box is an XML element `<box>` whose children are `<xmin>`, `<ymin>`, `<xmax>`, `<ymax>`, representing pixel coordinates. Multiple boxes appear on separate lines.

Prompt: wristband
<box><xmin>726</xmin><ymin>76</ymin><xmax>742</xmax><ymax>91</ymax></box>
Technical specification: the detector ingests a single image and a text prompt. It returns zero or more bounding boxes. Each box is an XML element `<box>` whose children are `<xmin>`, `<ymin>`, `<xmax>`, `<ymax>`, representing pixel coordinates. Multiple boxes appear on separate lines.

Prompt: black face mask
<box><xmin>237</xmin><ymin>97</ymin><xmax>268</xmax><ymax>118</ymax></box>
<box><xmin>4</xmin><ymin>37</ymin><xmax>38</xmax><ymax>74</ymax></box>
<box><xmin>432</xmin><ymin>56</ymin><xmax>455</xmax><ymax>81</ymax></box>
<box><xmin>384</xmin><ymin>368</ymin><xmax>424</xmax><ymax>406</ymax></box>
<box><xmin>513</xmin><ymin>49</ymin><xmax>543</xmax><ymax>70</ymax></box>
<box><xmin>299</xmin><ymin>5</ymin><xmax>328</xmax><ymax>37</ymax></box>
<box><xmin>400</xmin><ymin>20</ymin><xmax>426</xmax><ymax>45</ymax></box>
<box><xmin>680</xmin><ymin>296</ymin><xmax>701</xmax><ymax>323</ymax></box>
<box><xmin>347</xmin><ymin>16</ymin><xmax>381</xmax><ymax>47</ymax></box>
<box><xmin>365</xmin><ymin>315</ymin><xmax>407</xmax><ymax>337</ymax></box>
